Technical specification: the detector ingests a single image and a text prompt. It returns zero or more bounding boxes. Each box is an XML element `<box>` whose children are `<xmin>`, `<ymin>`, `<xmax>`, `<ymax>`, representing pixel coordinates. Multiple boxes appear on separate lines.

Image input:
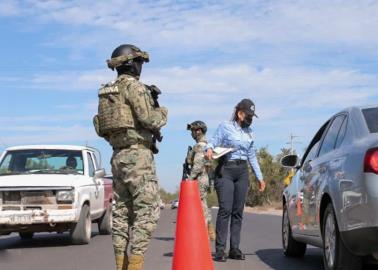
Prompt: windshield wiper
<box><xmin>26</xmin><ymin>169</ymin><xmax>57</xmax><ymax>174</ymax></box>
<box><xmin>0</xmin><ymin>172</ymin><xmax>29</xmax><ymax>176</ymax></box>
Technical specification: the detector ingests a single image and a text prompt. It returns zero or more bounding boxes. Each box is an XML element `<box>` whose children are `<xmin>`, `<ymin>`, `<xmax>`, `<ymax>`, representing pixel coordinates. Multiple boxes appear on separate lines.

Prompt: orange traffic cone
<box><xmin>172</xmin><ymin>180</ymin><xmax>214</xmax><ymax>270</ymax></box>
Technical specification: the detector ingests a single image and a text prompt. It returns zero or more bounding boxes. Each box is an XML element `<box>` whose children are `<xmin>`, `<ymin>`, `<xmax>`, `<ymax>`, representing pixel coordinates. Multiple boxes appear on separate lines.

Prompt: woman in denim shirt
<box><xmin>205</xmin><ymin>98</ymin><xmax>266</xmax><ymax>262</ymax></box>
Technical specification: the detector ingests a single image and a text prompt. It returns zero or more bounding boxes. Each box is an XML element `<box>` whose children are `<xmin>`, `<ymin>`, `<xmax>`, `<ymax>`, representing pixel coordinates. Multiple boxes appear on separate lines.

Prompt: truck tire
<box><xmin>98</xmin><ymin>204</ymin><xmax>112</xmax><ymax>235</ymax></box>
<box><xmin>322</xmin><ymin>204</ymin><xmax>362</xmax><ymax>270</ymax></box>
<box><xmin>70</xmin><ymin>204</ymin><xmax>91</xmax><ymax>245</ymax></box>
<box><xmin>282</xmin><ymin>204</ymin><xmax>307</xmax><ymax>257</ymax></box>
<box><xmin>19</xmin><ymin>232</ymin><xmax>34</xmax><ymax>240</ymax></box>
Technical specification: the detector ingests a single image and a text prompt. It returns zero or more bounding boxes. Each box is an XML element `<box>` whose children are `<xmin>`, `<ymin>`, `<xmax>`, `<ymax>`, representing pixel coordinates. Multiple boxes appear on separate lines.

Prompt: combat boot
<box><xmin>115</xmin><ymin>254</ymin><xmax>128</xmax><ymax>270</ymax></box>
<box><xmin>128</xmin><ymin>254</ymin><xmax>144</xmax><ymax>270</ymax></box>
<box><xmin>208</xmin><ymin>223</ymin><xmax>216</xmax><ymax>241</ymax></box>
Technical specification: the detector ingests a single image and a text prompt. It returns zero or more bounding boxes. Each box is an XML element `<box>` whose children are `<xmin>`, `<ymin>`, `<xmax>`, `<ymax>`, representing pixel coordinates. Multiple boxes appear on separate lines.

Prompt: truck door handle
<box><xmin>319</xmin><ymin>167</ymin><xmax>326</xmax><ymax>174</ymax></box>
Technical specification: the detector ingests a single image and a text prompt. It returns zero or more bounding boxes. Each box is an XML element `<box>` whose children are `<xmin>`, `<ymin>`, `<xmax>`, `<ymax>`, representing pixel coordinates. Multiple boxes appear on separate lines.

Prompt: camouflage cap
<box><xmin>107</xmin><ymin>47</ymin><xmax>149</xmax><ymax>70</ymax></box>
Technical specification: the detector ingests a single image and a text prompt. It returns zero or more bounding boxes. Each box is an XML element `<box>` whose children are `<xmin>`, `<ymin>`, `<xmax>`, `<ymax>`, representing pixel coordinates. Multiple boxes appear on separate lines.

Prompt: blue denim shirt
<box><xmin>206</xmin><ymin>121</ymin><xmax>263</xmax><ymax>182</ymax></box>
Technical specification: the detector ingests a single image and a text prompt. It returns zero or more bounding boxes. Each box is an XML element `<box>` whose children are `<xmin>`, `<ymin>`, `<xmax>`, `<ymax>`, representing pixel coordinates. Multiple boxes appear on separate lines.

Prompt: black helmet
<box><xmin>187</xmin><ymin>120</ymin><xmax>207</xmax><ymax>134</ymax></box>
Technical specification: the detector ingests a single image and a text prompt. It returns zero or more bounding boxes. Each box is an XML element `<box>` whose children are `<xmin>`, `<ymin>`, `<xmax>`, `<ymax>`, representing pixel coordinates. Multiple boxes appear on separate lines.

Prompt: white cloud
<box><xmin>0</xmin><ymin>114</ymin><xmax>89</xmax><ymax>124</ymax></box>
<box><xmin>0</xmin><ymin>1</ymin><xmax>20</xmax><ymax>16</ymax></box>
<box><xmin>10</xmin><ymin>64</ymin><xmax>378</xmax><ymax>130</ymax></box>
<box><xmin>30</xmin><ymin>69</ymin><xmax>112</xmax><ymax>91</ymax></box>
<box><xmin>144</xmin><ymin>64</ymin><xmax>378</xmax><ymax>115</ymax></box>
<box><xmin>6</xmin><ymin>0</ymin><xmax>378</xmax><ymax>53</ymax></box>
<box><xmin>0</xmin><ymin>125</ymin><xmax>99</xmax><ymax>145</ymax></box>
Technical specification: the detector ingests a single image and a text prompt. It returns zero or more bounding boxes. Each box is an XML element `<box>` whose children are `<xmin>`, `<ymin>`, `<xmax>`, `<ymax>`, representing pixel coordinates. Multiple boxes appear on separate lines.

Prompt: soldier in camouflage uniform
<box><xmin>186</xmin><ymin>121</ymin><xmax>216</xmax><ymax>241</ymax></box>
<box><xmin>93</xmin><ymin>44</ymin><xmax>168</xmax><ymax>270</ymax></box>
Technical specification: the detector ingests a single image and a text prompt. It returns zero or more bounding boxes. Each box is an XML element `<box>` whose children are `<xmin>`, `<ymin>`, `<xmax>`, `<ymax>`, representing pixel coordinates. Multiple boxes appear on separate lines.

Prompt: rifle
<box><xmin>182</xmin><ymin>146</ymin><xmax>193</xmax><ymax>180</ymax></box>
<box><xmin>145</xmin><ymin>84</ymin><xmax>163</xmax><ymax>154</ymax></box>
<box><xmin>207</xmin><ymin>167</ymin><xmax>216</xmax><ymax>193</ymax></box>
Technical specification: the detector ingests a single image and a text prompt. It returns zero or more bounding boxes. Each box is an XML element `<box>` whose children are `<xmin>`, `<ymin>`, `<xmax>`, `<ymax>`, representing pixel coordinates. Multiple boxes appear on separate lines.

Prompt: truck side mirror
<box><xmin>280</xmin><ymin>155</ymin><xmax>300</xmax><ymax>168</ymax></box>
<box><xmin>94</xmin><ymin>169</ymin><xmax>105</xmax><ymax>179</ymax></box>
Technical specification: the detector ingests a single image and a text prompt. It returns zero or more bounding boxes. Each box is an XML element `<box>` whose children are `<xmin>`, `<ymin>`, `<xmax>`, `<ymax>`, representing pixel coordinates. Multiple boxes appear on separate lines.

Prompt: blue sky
<box><xmin>1</xmin><ymin>0</ymin><xmax>378</xmax><ymax>192</ymax></box>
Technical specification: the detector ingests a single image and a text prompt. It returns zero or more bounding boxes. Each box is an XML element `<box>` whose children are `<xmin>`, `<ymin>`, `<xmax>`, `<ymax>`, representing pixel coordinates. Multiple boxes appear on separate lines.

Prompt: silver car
<box><xmin>281</xmin><ymin>105</ymin><xmax>378</xmax><ymax>270</ymax></box>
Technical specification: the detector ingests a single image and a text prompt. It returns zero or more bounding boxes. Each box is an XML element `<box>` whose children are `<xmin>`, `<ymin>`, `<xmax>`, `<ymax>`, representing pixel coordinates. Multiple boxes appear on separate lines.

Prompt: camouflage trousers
<box><xmin>198</xmin><ymin>176</ymin><xmax>212</xmax><ymax>225</ymax></box>
<box><xmin>111</xmin><ymin>145</ymin><xmax>160</xmax><ymax>256</ymax></box>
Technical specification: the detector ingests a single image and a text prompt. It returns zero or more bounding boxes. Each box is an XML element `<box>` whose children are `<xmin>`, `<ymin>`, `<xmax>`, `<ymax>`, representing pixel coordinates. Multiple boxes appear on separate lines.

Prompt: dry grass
<box><xmin>244</xmin><ymin>201</ymin><xmax>283</xmax><ymax>216</ymax></box>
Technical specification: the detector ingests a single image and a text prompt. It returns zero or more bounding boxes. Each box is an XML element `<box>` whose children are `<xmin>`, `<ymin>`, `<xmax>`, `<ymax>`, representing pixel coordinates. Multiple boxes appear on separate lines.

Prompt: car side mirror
<box><xmin>94</xmin><ymin>169</ymin><xmax>105</xmax><ymax>179</ymax></box>
<box><xmin>280</xmin><ymin>155</ymin><xmax>300</xmax><ymax>168</ymax></box>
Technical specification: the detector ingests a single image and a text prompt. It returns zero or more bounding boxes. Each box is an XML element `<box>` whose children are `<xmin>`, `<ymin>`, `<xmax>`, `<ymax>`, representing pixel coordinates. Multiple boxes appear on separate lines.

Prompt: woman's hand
<box><xmin>258</xmin><ymin>180</ymin><xmax>266</xmax><ymax>192</ymax></box>
<box><xmin>205</xmin><ymin>148</ymin><xmax>213</xmax><ymax>160</ymax></box>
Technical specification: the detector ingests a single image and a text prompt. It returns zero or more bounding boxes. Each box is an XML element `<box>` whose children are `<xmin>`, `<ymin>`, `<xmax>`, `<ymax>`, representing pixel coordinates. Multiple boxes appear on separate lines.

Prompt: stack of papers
<box><xmin>213</xmin><ymin>147</ymin><xmax>234</xmax><ymax>159</ymax></box>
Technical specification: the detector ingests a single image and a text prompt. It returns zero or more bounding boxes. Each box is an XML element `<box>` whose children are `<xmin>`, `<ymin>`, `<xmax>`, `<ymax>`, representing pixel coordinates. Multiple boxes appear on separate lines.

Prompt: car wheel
<box><xmin>19</xmin><ymin>232</ymin><xmax>34</xmax><ymax>240</ymax></box>
<box><xmin>98</xmin><ymin>204</ymin><xmax>112</xmax><ymax>235</ymax></box>
<box><xmin>322</xmin><ymin>204</ymin><xmax>362</xmax><ymax>270</ymax></box>
<box><xmin>282</xmin><ymin>204</ymin><xmax>307</xmax><ymax>257</ymax></box>
<box><xmin>70</xmin><ymin>204</ymin><xmax>91</xmax><ymax>245</ymax></box>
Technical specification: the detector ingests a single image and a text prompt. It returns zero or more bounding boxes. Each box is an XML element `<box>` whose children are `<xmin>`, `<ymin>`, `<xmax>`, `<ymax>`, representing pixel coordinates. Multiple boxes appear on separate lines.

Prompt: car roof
<box><xmin>339</xmin><ymin>104</ymin><xmax>378</xmax><ymax>114</ymax></box>
<box><xmin>5</xmin><ymin>145</ymin><xmax>96</xmax><ymax>152</ymax></box>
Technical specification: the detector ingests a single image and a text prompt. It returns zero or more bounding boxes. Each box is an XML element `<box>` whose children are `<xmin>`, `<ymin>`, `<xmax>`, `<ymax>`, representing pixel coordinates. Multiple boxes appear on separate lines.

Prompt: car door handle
<box><xmin>319</xmin><ymin>167</ymin><xmax>326</xmax><ymax>174</ymax></box>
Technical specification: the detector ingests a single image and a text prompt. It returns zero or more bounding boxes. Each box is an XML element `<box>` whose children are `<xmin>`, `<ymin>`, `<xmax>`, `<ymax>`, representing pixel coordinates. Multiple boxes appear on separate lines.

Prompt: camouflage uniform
<box><xmin>187</xmin><ymin>135</ymin><xmax>212</xmax><ymax>225</ymax></box>
<box><xmin>95</xmin><ymin>74</ymin><xmax>168</xmax><ymax>257</ymax></box>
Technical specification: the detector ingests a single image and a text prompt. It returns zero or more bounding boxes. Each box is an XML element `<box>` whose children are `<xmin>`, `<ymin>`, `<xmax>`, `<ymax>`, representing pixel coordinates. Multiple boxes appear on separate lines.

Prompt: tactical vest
<box><xmin>187</xmin><ymin>141</ymin><xmax>207</xmax><ymax>166</ymax></box>
<box><xmin>94</xmin><ymin>81</ymin><xmax>135</xmax><ymax>137</ymax></box>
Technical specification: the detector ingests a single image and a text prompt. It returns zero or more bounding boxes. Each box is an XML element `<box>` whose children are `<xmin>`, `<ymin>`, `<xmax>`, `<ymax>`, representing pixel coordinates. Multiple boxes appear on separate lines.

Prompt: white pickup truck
<box><xmin>0</xmin><ymin>145</ymin><xmax>113</xmax><ymax>244</ymax></box>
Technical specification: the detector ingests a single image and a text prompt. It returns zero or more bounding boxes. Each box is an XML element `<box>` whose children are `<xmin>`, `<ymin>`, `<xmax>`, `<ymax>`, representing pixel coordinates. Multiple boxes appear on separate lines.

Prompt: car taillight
<box><xmin>364</xmin><ymin>148</ymin><xmax>378</xmax><ymax>174</ymax></box>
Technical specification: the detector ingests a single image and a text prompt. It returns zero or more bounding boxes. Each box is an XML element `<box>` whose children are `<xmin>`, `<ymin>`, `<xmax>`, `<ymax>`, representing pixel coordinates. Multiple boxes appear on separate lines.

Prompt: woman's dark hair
<box><xmin>233</xmin><ymin>99</ymin><xmax>255</xmax><ymax>122</ymax></box>
<box><xmin>232</xmin><ymin>109</ymin><xmax>240</xmax><ymax>122</ymax></box>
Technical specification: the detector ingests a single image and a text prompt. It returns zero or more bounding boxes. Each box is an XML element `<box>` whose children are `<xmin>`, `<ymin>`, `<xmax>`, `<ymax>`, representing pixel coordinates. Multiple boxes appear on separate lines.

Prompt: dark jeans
<box><xmin>215</xmin><ymin>162</ymin><xmax>249</xmax><ymax>252</ymax></box>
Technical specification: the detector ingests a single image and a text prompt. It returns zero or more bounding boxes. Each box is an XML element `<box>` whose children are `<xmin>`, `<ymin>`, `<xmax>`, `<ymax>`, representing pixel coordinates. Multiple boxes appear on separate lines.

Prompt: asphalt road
<box><xmin>0</xmin><ymin>209</ymin><xmax>371</xmax><ymax>270</ymax></box>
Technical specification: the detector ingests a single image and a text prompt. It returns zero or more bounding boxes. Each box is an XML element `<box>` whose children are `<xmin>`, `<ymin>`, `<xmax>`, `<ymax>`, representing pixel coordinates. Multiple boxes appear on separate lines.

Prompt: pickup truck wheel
<box><xmin>98</xmin><ymin>204</ymin><xmax>112</xmax><ymax>235</ymax></box>
<box><xmin>70</xmin><ymin>204</ymin><xmax>91</xmax><ymax>245</ymax></box>
<box><xmin>282</xmin><ymin>204</ymin><xmax>306</xmax><ymax>257</ymax></box>
<box><xmin>19</xmin><ymin>232</ymin><xmax>34</xmax><ymax>240</ymax></box>
<box><xmin>322</xmin><ymin>204</ymin><xmax>362</xmax><ymax>270</ymax></box>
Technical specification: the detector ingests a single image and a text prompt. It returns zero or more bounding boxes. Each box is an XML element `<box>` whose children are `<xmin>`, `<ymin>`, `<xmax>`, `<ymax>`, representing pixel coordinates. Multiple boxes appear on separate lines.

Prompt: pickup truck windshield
<box><xmin>362</xmin><ymin>107</ymin><xmax>378</xmax><ymax>133</ymax></box>
<box><xmin>0</xmin><ymin>149</ymin><xmax>84</xmax><ymax>176</ymax></box>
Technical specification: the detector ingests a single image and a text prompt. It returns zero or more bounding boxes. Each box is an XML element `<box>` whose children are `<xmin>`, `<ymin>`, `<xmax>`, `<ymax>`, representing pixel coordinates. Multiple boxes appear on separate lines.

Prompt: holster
<box><xmin>214</xmin><ymin>156</ymin><xmax>226</xmax><ymax>178</ymax></box>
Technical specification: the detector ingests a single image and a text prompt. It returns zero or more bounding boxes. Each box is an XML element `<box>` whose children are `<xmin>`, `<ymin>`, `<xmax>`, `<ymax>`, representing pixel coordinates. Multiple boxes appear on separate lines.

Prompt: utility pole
<box><xmin>286</xmin><ymin>133</ymin><xmax>301</xmax><ymax>154</ymax></box>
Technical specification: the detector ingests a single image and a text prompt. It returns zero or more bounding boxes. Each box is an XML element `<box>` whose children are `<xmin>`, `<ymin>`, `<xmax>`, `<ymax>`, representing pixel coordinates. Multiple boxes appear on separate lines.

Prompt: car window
<box><xmin>0</xmin><ymin>149</ymin><xmax>84</xmax><ymax>175</ymax></box>
<box><xmin>335</xmin><ymin>117</ymin><xmax>347</xmax><ymax>149</ymax></box>
<box><xmin>318</xmin><ymin>115</ymin><xmax>346</xmax><ymax>157</ymax></box>
<box><xmin>300</xmin><ymin>120</ymin><xmax>330</xmax><ymax>167</ymax></box>
<box><xmin>0</xmin><ymin>153</ymin><xmax>12</xmax><ymax>174</ymax></box>
<box><xmin>87</xmin><ymin>153</ymin><xmax>95</xmax><ymax>177</ymax></box>
<box><xmin>303</xmin><ymin>141</ymin><xmax>320</xmax><ymax>165</ymax></box>
<box><xmin>362</xmin><ymin>107</ymin><xmax>378</xmax><ymax>133</ymax></box>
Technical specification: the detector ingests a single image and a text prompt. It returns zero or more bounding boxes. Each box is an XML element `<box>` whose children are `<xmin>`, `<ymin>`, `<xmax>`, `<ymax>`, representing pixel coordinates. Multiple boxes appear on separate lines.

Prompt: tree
<box><xmin>246</xmin><ymin>147</ymin><xmax>291</xmax><ymax>207</ymax></box>
<box><xmin>159</xmin><ymin>187</ymin><xmax>178</xmax><ymax>204</ymax></box>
